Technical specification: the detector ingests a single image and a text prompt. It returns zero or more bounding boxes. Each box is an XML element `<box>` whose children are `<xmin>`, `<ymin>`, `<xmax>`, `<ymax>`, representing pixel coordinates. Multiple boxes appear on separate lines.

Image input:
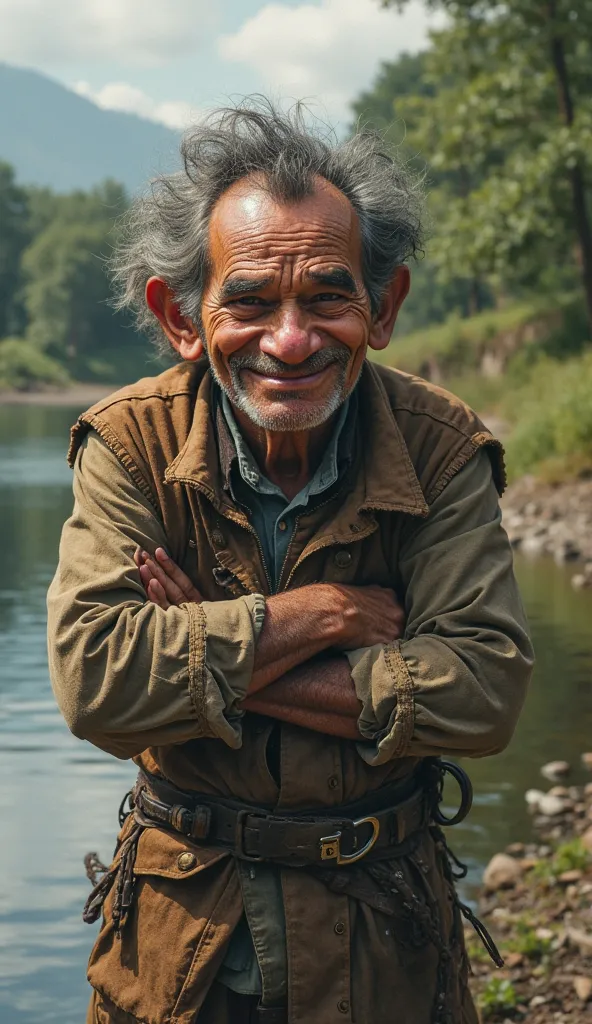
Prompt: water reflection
<box><xmin>1</xmin><ymin>403</ymin><xmax>591</xmax><ymax>1023</ymax></box>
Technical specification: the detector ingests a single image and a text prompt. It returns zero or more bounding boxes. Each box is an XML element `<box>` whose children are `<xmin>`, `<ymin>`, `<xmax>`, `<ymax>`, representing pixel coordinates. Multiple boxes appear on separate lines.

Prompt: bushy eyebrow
<box><xmin>219</xmin><ymin>276</ymin><xmax>274</xmax><ymax>302</ymax></box>
<box><xmin>307</xmin><ymin>268</ymin><xmax>357</xmax><ymax>294</ymax></box>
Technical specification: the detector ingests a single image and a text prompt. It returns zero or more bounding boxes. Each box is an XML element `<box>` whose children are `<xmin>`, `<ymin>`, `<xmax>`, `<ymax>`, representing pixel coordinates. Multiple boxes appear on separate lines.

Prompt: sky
<box><xmin>0</xmin><ymin>0</ymin><xmax>440</xmax><ymax>131</ymax></box>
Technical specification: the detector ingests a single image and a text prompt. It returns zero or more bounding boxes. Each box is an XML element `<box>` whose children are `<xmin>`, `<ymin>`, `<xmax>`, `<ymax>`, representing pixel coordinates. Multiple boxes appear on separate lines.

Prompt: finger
<box><xmin>134</xmin><ymin>546</ymin><xmax>145</xmax><ymax>570</ymax></box>
<box><xmin>147</xmin><ymin>577</ymin><xmax>171</xmax><ymax>611</ymax></box>
<box><xmin>144</xmin><ymin>556</ymin><xmax>188</xmax><ymax>606</ymax></box>
<box><xmin>139</xmin><ymin>564</ymin><xmax>155</xmax><ymax>591</ymax></box>
<box><xmin>154</xmin><ymin>547</ymin><xmax>203</xmax><ymax>602</ymax></box>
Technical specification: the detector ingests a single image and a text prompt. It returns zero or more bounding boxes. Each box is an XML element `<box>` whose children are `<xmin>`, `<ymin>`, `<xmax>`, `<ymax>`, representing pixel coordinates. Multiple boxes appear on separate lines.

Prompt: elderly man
<box><xmin>48</xmin><ymin>102</ymin><xmax>533</xmax><ymax>1024</ymax></box>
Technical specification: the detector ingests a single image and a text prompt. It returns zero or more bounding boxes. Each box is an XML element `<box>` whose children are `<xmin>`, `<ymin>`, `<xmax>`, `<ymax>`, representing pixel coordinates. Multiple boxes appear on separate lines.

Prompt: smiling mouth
<box><xmin>243</xmin><ymin>364</ymin><xmax>336</xmax><ymax>389</ymax></box>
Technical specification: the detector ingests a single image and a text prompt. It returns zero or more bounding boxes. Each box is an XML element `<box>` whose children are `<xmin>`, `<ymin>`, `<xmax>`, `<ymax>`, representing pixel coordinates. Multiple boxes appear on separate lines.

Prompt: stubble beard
<box><xmin>209</xmin><ymin>347</ymin><xmax>358</xmax><ymax>432</ymax></box>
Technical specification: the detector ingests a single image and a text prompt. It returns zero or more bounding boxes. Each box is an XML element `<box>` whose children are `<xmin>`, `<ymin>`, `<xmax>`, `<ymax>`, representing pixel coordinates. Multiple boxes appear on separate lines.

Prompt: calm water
<box><xmin>1</xmin><ymin>404</ymin><xmax>591</xmax><ymax>1023</ymax></box>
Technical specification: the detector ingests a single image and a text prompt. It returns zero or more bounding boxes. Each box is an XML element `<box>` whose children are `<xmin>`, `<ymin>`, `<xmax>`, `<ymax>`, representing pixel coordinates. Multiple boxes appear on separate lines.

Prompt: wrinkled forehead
<box><xmin>207</xmin><ymin>173</ymin><xmax>363</xmax><ymax>274</ymax></box>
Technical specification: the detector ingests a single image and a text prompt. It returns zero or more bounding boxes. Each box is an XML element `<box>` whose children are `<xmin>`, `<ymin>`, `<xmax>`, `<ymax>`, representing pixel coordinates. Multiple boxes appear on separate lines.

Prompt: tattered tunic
<box><xmin>47</xmin><ymin>359</ymin><xmax>534</xmax><ymax>1024</ymax></box>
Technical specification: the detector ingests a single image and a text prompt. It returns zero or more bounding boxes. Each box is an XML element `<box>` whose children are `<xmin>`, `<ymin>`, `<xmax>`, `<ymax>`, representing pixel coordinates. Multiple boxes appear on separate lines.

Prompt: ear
<box><xmin>367</xmin><ymin>266</ymin><xmax>410</xmax><ymax>351</ymax></box>
<box><xmin>145</xmin><ymin>277</ymin><xmax>204</xmax><ymax>361</ymax></box>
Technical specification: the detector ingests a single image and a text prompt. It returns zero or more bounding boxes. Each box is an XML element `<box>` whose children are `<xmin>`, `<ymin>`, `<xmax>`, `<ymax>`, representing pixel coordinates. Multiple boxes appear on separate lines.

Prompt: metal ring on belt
<box><xmin>431</xmin><ymin>759</ymin><xmax>473</xmax><ymax>827</ymax></box>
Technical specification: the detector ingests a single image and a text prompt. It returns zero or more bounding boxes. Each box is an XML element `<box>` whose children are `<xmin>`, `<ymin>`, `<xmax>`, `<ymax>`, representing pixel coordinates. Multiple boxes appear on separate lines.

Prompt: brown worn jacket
<box><xmin>48</xmin><ymin>358</ymin><xmax>533</xmax><ymax>1024</ymax></box>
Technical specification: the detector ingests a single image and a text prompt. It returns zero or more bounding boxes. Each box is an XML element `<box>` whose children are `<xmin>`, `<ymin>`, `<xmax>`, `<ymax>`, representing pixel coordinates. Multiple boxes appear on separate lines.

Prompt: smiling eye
<box><xmin>233</xmin><ymin>296</ymin><xmax>268</xmax><ymax>306</ymax></box>
<box><xmin>314</xmin><ymin>292</ymin><xmax>347</xmax><ymax>302</ymax></box>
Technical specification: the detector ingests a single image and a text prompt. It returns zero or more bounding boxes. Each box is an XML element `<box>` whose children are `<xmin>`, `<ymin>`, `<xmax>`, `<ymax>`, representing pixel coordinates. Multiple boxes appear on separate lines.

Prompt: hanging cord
<box><xmin>82</xmin><ymin>789</ymin><xmax>142</xmax><ymax>933</ymax></box>
<box><xmin>434</xmin><ymin>828</ymin><xmax>504</xmax><ymax>969</ymax></box>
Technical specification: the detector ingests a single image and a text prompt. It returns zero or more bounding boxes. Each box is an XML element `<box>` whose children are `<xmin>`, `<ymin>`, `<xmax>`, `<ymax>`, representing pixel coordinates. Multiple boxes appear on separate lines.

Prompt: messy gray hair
<box><xmin>110</xmin><ymin>98</ymin><xmax>424</xmax><ymax>350</ymax></box>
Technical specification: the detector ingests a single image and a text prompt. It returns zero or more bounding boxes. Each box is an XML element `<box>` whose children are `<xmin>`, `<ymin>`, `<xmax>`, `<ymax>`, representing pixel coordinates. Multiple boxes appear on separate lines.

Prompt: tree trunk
<box><xmin>547</xmin><ymin>2</ymin><xmax>592</xmax><ymax>335</ymax></box>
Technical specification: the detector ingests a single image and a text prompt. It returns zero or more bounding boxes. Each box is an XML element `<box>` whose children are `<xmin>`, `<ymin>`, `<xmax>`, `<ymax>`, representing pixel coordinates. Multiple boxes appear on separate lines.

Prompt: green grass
<box><xmin>478</xmin><ymin>977</ymin><xmax>519</xmax><ymax>1017</ymax></box>
<box><xmin>370</xmin><ymin>300</ymin><xmax>551</xmax><ymax>377</ymax></box>
<box><xmin>502</xmin><ymin>352</ymin><xmax>592</xmax><ymax>481</ymax></box>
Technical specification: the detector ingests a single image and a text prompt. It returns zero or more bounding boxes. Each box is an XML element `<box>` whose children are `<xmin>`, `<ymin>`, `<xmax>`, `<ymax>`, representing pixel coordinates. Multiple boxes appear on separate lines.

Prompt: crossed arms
<box><xmin>134</xmin><ymin>546</ymin><xmax>404</xmax><ymax>740</ymax></box>
<box><xmin>47</xmin><ymin>433</ymin><xmax>533</xmax><ymax>762</ymax></box>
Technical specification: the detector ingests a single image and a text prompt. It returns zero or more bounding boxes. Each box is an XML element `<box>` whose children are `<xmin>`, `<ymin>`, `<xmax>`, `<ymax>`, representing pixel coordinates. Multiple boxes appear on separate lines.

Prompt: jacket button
<box><xmin>177</xmin><ymin>852</ymin><xmax>197</xmax><ymax>871</ymax></box>
<box><xmin>334</xmin><ymin>550</ymin><xmax>352</xmax><ymax>568</ymax></box>
<box><xmin>337</xmin><ymin>998</ymin><xmax>350</xmax><ymax>1014</ymax></box>
<box><xmin>212</xmin><ymin>529</ymin><xmax>225</xmax><ymax>547</ymax></box>
<box><xmin>334</xmin><ymin>919</ymin><xmax>346</xmax><ymax>935</ymax></box>
<box><xmin>328</xmin><ymin>774</ymin><xmax>339</xmax><ymax>790</ymax></box>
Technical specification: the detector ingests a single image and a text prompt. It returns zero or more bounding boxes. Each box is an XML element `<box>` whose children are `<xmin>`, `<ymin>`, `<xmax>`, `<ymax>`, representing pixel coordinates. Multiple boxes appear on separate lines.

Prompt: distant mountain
<box><xmin>0</xmin><ymin>63</ymin><xmax>180</xmax><ymax>193</ymax></box>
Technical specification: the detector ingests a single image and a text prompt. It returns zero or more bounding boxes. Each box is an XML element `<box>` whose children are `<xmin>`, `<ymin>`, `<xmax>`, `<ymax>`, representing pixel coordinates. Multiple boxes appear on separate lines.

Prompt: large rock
<box><xmin>483</xmin><ymin>853</ymin><xmax>522</xmax><ymax>891</ymax></box>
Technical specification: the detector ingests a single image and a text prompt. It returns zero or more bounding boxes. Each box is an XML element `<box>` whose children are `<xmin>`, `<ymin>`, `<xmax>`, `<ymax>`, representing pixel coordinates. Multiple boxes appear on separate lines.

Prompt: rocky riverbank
<box><xmin>469</xmin><ymin>758</ymin><xmax>592</xmax><ymax>1021</ymax></box>
<box><xmin>502</xmin><ymin>476</ymin><xmax>592</xmax><ymax>589</ymax></box>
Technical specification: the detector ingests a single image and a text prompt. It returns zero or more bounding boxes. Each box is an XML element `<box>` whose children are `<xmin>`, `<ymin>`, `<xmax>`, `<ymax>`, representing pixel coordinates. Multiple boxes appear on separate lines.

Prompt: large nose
<box><xmin>259</xmin><ymin>304</ymin><xmax>322</xmax><ymax>365</ymax></box>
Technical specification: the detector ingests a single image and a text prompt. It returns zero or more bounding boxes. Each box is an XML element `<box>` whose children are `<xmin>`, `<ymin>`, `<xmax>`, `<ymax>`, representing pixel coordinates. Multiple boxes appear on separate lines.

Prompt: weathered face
<box><xmin>201</xmin><ymin>175</ymin><xmax>373</xmax><ymax>432</ymax></box>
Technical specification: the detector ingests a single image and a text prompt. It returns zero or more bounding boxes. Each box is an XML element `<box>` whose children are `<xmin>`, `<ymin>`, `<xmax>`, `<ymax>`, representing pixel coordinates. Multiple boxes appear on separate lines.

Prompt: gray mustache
<box><xmin>229</xmin><ymin>347</ymin><xmax>350</xmax><ymax>377</ymax></box>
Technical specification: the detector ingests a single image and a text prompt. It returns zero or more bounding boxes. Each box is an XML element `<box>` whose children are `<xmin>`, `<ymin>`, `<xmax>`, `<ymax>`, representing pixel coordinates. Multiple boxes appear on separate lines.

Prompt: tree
<box><xmin>20</xmin><ymin>181</ymin><xmax>134</xmax><ymax>379</ymax></box>
<box><xmin>380</xmin><ymin>0</ymin><xmax>592</xmax><ymax>333</ymax></box>
<box><xmin>0</xmin><ymin>162</ymin><xmax>30</xmax><ymax>337</ymax></box>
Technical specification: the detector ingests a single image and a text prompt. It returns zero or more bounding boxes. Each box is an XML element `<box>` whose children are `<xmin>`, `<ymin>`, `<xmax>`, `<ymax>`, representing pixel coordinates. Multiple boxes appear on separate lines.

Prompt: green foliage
<box><xmin>0</xmin><ymin>338</ymin><xmax>70</xmax><ymax>391</ymax></box>
<box><xmin>477</xmin><ymin>976</ymin><xmax>518</xmax><ymax>1017</ymax></box>
<box><xmin>531</xmin><ymin>838</ymin><xmax>591</xmax><ymax>880</ymax></box>
<box><xmin>506</xmin><ymin>917</ymin><xmax>553</xmax><ymax>960</ymax></box>
<box><xmin>0</xmin><ymin>165</ymin><xmax>156</xmax><ymax>386</ymax></box>
<box><xmin>0</xmin><ymin>162</ymin><xmax>30</xmax><ymax>338</ymax></box>
<box><xmin>503</xmin><ymin>352</ymin><xmax>592</xmax><ymax>479</ymax></box>
<box><xmin>375</xmin><ymin>0</ymin><xmax>592</xmax><ymax>324</ymax></box>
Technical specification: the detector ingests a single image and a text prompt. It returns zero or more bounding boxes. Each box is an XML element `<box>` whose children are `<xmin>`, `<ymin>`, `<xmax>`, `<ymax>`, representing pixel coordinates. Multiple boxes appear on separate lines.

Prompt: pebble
<box><xmin>538</xmin><ymin>793</ymin><xmax>567</xmax><ymax>817</ymax></box>
<box><xmin>541</xmin><ymin>761</ymin><xmax>571</xmax><ymax>782</ymax></box>
<box><xmin>530</xmin><ymin>995</ymin><xmax>547</xmax><ymax>1008</ymax></box>
<box><xmin>525</xmin><ymin>788</ymin><xmax>546</xmax><ymax>811</ymax></box>
<box><xmin>548</xmin><ymin>785</ymin><xmax>570</xmax><ymax>798</ymax></box>
<box><xmin>582</xmin><ymin>753</ymin><xmax>592</xmax><ymax>771</ymax></box>
<box><xmin>483</xmin><ymin>853</ymin><xmax>522</xmax><ymax>891</ymax></box>
<box><xmin>580</xmin><ymin>826</ymin><xmax>592</xmax><ymax>853</ymax></box>
<box><xmin>573</xmin><ymin>976</ymin><xmax>592</xmax><ymax>1002</ymax></box>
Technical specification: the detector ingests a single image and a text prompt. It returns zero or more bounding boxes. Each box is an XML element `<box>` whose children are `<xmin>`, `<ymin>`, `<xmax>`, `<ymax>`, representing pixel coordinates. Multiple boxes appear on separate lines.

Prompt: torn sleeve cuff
<box><xmin>184</xmin><ymin>594</ymin><xmax>266</xmax><ymax>749</ymax></box>
<box><xmin>346</xmin><ymin>641</ymin><xmax>415</xmax><ymax>766</ymax></box>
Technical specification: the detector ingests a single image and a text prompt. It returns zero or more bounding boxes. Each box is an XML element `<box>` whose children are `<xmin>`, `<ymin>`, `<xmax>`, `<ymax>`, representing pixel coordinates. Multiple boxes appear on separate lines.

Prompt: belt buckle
<box><xmin>319</xmin><ymin>815</ymin><xmax>380</xmax><ymax>865</ymax></box>
<box><xmin>235</xmin><ymin>809</ymin><xmax>266</xmax><ymax>862</ymax></box>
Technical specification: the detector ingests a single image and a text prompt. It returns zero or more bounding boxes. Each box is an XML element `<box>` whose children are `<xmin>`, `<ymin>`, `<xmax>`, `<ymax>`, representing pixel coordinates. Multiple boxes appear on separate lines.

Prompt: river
<box><xmin>1</xmin><ymin>403</ymin><xmax>591</xmax><ymax>1023</ymax></box>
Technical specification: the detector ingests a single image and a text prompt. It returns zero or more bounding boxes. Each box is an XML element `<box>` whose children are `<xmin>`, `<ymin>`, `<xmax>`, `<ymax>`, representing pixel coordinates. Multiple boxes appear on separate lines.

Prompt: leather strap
<box><xmin>133</xmin><ymin>769</ymin><xmax>429</xmax><ymax>867</ymax></box>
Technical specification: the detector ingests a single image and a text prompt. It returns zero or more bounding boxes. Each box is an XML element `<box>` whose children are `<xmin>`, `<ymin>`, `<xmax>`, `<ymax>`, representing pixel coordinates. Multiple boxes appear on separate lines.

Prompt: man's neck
<box><xmin>232</xmin><ymin>405</ymin><xmax>338</xmax><ymax>501</ymax></box>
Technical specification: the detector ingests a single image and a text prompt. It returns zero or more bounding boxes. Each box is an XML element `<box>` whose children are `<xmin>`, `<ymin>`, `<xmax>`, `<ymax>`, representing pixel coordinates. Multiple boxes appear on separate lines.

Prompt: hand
<box><xmin>326</xmin><ymin>583</ymin><xmax>405</xmax><ymax>649</ymax></box>
<box><xmin>134</xmin><ymin>547</ymin><xmax>203</xmax><ymax>610</ymax></box>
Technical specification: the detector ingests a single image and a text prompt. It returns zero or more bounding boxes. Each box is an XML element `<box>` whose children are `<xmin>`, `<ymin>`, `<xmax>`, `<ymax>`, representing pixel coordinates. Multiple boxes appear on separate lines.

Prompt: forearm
<box><xmin>249</xmin><ymin>586</ymin><xmax>346</xmax><ymax>694</ymax></box>
<box><xmin>242</xmin><ymin>655</ymin><xmax>363</xmax><ymax>739</ymax></box>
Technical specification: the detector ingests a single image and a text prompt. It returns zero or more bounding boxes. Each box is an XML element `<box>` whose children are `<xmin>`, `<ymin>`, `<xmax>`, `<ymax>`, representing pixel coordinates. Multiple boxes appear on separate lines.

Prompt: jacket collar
<box><xmin>165</xmin><ymin>360</ymin><xmax>429</xmax><ymax>519</ymax></box>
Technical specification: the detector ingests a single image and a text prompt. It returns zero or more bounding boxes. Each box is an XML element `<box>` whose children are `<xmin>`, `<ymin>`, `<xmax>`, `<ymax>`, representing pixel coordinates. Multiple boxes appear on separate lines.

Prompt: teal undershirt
<box><xmin>220</xmin><ymin>390</ymin><xmax>351</xmax><ymax>592</ymax></box>
<box><xmin>216</xmin><ymin>390</ymin><xmax>353</xmax><ymax>997</ymax></box>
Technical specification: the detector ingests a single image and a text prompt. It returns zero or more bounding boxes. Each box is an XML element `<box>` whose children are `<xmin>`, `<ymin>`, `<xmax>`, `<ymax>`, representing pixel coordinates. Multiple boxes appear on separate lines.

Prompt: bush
<box><xmin>0</xmin><ymin>337</ymin><xmax>71</xmax><ymax>391</ymax></box>
<box><xmin>503</xmin><ymin>351</ymin><xmax>592</xmax><ymax>480</ymax></box>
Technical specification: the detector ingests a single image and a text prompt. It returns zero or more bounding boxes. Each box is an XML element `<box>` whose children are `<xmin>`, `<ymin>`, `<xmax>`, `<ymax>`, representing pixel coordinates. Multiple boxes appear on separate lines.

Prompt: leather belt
<box><xmin>133</xmin><ymin>768</ymin><xmax>430</xmax><ymax>867</ymax></box>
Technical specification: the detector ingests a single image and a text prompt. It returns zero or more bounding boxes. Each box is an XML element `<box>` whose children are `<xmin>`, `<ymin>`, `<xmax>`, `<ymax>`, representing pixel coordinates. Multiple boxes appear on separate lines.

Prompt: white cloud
<box><xmin>74</xmin><ymin>80</ymin><xmax>196</xmax><ymax>130</ymax></box>
<box><xmin>0</xmin><ymin>0</ymin><xmax>214</xmax><ymax>67</ymax></box>
<box><xmin>219</xmin><ymin>0</ymin><xmax>441</xmax><ymax>123</ymax></box>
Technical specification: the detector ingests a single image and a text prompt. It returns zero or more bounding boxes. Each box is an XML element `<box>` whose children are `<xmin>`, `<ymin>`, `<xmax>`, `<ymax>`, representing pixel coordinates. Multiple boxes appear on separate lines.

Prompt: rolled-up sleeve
<box><xmin>47</xmin><ymin>432</ymin><xmax>265</xmax><ymax>759</ymax></box>
<box><xmin>347</xmin><ymin>449</ymin><xmax>534</xmax><ymax>765</ymax></box>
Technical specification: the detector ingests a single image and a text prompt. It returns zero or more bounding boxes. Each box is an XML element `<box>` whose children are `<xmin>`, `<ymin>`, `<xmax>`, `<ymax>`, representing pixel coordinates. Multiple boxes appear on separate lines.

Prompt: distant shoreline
<box><xmin>0</xmin><ymin>384</ymin><xmax>119</xmax><ymax>407</ymax></box>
